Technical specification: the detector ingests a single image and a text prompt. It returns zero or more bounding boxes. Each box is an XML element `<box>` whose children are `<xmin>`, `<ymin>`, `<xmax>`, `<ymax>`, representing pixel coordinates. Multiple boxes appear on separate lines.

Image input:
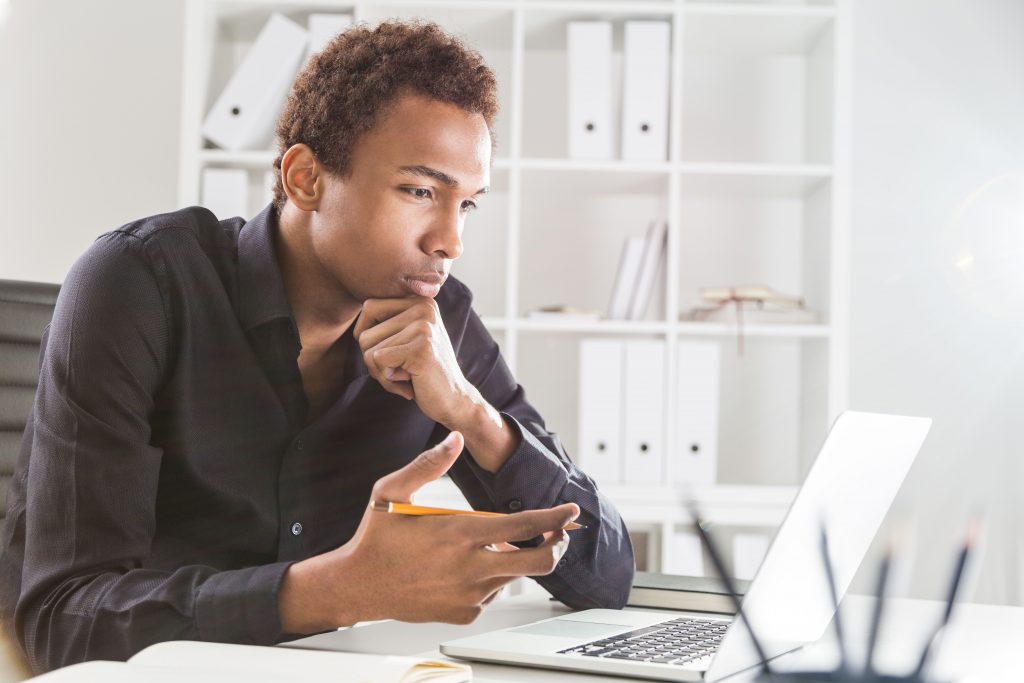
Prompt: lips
<box><xmin>405</xmin><ymin>274</ymin><xmax>445</xmax><ymax>298</ymax></box>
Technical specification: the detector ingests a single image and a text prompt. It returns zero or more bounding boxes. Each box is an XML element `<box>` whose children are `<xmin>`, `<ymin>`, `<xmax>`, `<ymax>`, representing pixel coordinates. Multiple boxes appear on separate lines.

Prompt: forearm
<box><xmin>17</xmin><ymin>562</ymin><xmax>291</xmax><ymax>673</ymax></box>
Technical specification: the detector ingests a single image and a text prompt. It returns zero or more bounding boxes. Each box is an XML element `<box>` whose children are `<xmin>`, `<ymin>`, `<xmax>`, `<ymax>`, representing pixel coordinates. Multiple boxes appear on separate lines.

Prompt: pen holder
<box><xmin>755</xmin><ymin>671</ymin><xmax>941</xmax><ymax>683</ymax></box>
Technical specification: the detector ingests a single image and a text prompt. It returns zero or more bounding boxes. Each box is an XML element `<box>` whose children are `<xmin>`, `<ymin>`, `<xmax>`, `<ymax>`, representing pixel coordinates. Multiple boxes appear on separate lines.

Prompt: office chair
<box><xmin>0</xmin><ymin>280</ymin><xmax>60</xmax><ymax>542</ymax></box>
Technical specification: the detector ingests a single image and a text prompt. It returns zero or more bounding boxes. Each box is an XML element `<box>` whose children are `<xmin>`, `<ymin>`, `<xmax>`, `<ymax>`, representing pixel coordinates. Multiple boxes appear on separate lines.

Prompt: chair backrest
<box><xmin>0</xmin><ymin>280</ymin><xmax>60</xmax><ymax>540</ymax></box>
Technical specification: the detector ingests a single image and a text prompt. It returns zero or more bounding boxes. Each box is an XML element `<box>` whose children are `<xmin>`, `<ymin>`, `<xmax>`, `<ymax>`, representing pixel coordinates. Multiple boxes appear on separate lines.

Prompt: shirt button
<box><xmin>291</xmin><ymin>522</ymin><xmax>303</xmax><ymax>536</ymax></box>
<box><xmin>507</xmin><ymin>499</ymin><xmax>523</xmax><ymax>512</ymax></box>
<box><xmin>294</xmin><ymin>439</ymin><xmax>304</xmax><ymax>452</ymax></box>
<box><xmin>557</xmin><ymin>558</ymin><xmax>567</xmax><ymax>568</ymax></box>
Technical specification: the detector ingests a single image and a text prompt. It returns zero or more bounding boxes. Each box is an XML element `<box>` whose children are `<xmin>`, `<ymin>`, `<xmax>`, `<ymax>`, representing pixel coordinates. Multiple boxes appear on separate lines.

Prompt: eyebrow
<box><xmin>397</xmin><ymin>165</ymin><xmax>489</xmax><ymax>196</ymax></box>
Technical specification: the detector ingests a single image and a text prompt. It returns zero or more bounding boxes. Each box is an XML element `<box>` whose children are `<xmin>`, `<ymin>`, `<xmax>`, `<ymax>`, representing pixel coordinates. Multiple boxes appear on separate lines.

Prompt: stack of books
<box><xmin>608</xmin><ymin>220</ymin><xmax>668</xmax><ymax>320</ymax></box>
<box><xmin>626</xmin><ymin>572</ymin><xmax>749</xmax><ymax>614</ymax></box>
<box><xmin>683</xmin><ymin>285</ymin><xmax>817</xmax><ymax>325</ymax></box>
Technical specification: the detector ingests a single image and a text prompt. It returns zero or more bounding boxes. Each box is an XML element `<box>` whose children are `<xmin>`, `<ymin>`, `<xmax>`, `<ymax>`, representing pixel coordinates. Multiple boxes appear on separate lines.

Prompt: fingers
<box><xmin>475</xmin><ymin>577</ymin><xmax>511</xmax><ymax>606</ymax></box>
<box><xmin>357</xmin><ymin>304</ymin><xmax>431</xmax><ymax>351</ymax></box>
<box><xmin>354</xmin><ymin>298</ymin><xmax>435</xmax><ymax>344</ymax></box>
<box><xmin>480</xmin><ymin>529</ymin><xmax>571</xmax><ymax>578</ymax></box>
<box><xmin>370</xmin><ymin>431</ymin><xmax>464</xmax><ymax>503</ymax></box>
<box><xmin>361</xmin><ymin>324</ymin><xmax>425</xmax><ymax>399</ymax></box>
<box><xmin>466</xmin><ymin>503</ymin><xmax>580</xmax><ymax>545</ymax></box>
<box><xmin>441</xmin><ymin>578</ymin><xmax>516</xmax><ymax>625</ymax></box>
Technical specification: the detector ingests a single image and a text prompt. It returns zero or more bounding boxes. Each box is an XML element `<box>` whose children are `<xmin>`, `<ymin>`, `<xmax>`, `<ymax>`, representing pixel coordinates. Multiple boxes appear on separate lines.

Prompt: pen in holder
<box><xmin>689</xmin><ymin>503</ymin><xmax>978</xmax><ymax>683</ymax></box>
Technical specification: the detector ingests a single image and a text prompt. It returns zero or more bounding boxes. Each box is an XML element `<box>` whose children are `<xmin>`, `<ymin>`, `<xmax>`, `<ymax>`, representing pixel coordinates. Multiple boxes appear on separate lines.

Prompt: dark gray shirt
<box><xmin>0</xmin><ymin>205</ymin><xmax>634</xmax><ymax>673</ymax></box>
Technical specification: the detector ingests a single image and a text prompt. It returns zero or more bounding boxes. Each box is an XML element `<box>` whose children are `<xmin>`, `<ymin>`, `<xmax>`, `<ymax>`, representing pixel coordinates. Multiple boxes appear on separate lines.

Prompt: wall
<box><xmin>851</xmin><ymin>0</ymin><xmax>1024</xmax><ymax>604</ymax></box>
<box><xmin>0</xmin><ymin>0</ymin><xmax>182</xmax><ymax>283</ymax></box>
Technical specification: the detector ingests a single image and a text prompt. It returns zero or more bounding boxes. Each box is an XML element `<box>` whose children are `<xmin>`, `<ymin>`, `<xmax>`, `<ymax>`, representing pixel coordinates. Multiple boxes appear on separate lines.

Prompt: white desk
<box><xmin>284</xmin><ymin>595</ymin><xmax>1024</xmax><ymax>682</ymax></box>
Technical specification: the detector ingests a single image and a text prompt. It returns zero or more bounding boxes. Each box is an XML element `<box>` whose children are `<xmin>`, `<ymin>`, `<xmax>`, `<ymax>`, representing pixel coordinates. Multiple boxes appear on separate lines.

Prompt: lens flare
<box><xmin>943</xmin><ymin>170</ymin><xmax>1024</xmax><ymax>321</ymax></box>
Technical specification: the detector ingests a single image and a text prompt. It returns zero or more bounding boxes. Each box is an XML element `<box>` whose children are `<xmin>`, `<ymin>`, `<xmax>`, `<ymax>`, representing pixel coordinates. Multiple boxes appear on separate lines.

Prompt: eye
<box><xmin>461</xmin><ymin>200</ymin><xmax>478</xmax><ymax>213</ymax></box>
<box><xmin>403</xmin><ymin>187</ymin><xmax>433</xmax><ymax>200</ymax></box>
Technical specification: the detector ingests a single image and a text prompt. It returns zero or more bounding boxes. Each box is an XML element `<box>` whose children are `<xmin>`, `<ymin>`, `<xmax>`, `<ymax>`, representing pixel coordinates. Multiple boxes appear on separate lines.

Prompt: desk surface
<box><xmin>284</xmin><ymin>595</ymin><xmax>1023</xmax><ymax>682</ymax></box>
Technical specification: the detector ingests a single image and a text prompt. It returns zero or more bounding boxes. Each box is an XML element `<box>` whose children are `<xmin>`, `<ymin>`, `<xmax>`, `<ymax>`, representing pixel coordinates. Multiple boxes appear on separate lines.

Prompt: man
<box><xmin>0</xmin><ymin>20</ymin><xmax>634</xmax><ymax>672</ymax></box>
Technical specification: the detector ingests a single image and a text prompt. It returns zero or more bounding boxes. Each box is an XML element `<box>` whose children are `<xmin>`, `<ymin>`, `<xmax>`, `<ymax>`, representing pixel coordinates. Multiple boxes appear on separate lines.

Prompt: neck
<box><xmin>276</xmin><ymin>204</ymin><xmax>361</xmax><ymax>350</ymax></box>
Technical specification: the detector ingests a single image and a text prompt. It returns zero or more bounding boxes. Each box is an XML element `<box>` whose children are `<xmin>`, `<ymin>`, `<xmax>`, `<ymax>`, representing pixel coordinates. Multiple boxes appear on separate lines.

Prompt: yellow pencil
<box><xmin>371</xmin><ymin>501</ymin><xmax>585</xmax><ymax>530</ymax></box>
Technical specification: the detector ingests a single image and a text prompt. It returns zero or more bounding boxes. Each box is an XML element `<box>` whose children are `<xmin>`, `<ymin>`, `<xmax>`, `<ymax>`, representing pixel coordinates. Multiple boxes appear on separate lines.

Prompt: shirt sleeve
<box><xmin>8</xmin><ymin>233</ymin><xmax>291</xmax><ymax>673</ymax></box>
<box><xmin>438</xmin><ymin>299</ymin><xmax>635</xmax><ymax>610</ymax></box>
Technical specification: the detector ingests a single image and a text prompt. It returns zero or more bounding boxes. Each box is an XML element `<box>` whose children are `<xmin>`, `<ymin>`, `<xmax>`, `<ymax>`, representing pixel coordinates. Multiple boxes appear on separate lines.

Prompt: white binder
<box><xmin>627</xmin><ymin>220</ymin><xmax>667</xmax><ymax>320</ymax></box>
<box><xmin>608</xmin><ymin>236</ymin><xmax>646</xmax><ymax>320</ymax></box>
<box><xmin>675</xmin><ymin>341</ymin><xmax>720</xmax><ymax>486</ymax></box>
<box><xmin>307</xmin><ymin>13</ymin><xmax>353</xmax><ymax>61</ymax></box>
<box><xmin>623</xmin><ymin>340</ymin><xmax>665</xmax><ymax>485</ymax></box>
<box><xmin>621</xmin><ymin>21</ymin><xmax>671</xmax><ymax>161</ymax></box>
<box><xmin>567</xmin><ymin>22</ymin><xmax>613</xmax><ymax>160</ymax></box>
<box><xmin>663</xmin><ymin>529</ymin><xmax>705</xmax><ymax>577</ymax></box>
<box><xmin>578</xmin><ymin>339</ymin><xmax>624</xmax><ymax>485</ymax></box>
<box><xmin>202</xmin><ymin>14</ymin><xmax>309</xmax><ymax>151</ymax></box>
<box><xmin>201</xmin><ymin>168</ymin><xmax>249</xmax><ymax>220</ymax></box>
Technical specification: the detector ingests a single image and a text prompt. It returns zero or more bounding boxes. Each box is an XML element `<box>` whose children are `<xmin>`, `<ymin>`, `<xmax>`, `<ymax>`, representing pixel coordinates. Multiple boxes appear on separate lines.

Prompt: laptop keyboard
<box><xmin>557</xmin><ymin>616</ymin><xmax>729</xmax><ymax>666</ymax></box>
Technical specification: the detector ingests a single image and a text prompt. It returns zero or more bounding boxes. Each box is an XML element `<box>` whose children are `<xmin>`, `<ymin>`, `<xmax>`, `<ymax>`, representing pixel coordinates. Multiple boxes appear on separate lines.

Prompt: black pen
<box><xmin>689</xmin><ymin>504</ymin><xmax>774</xmax><ymax>676</ymax></box>
<box><xmin>863</xmin><ymin>536</ymin><xmax>893</xmax><ymax>675</ymax></box>
<box><xmin>914</xmin><ymin>518</ymin><xmax>979</xmax><ymax>678</ymax></box>
<box><xmin>819</xmin><ymin>524</ymin><xmax>849</xmax><ymax>674</ymax></box>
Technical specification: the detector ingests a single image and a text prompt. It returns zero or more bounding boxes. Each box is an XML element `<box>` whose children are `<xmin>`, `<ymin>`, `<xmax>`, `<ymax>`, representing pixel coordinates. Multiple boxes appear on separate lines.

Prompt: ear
<box><xmin>280</xmin><ymin>143</ymin><xmax>322</xmax><ymax>212</ymax></box>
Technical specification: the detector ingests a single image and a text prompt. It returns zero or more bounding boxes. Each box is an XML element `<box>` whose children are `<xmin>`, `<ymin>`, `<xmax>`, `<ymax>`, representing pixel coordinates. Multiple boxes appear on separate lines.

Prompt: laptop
<box><xmin>441</xmin><ymin>411</ymin><xmax>931</xmax><ymax>681</ymax></box>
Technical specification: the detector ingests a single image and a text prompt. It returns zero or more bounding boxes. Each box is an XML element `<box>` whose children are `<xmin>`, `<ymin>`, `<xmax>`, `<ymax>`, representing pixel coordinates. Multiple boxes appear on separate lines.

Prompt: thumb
<box><xmin>372</xmin><ymin>431</ymin><xmax>464</xmax><ymax>504</ymax></box>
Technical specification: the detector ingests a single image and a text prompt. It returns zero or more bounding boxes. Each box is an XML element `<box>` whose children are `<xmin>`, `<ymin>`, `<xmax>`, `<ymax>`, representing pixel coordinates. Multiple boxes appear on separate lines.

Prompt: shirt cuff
<box><xmin>464</xmin><ymin>413</ymin><xmax>570</xmax><ymax>513</ymax></box>
<box><xmin>195</xmin><ymin>561</ymin><xmax>294</xmax><ymax>645</ymax></box>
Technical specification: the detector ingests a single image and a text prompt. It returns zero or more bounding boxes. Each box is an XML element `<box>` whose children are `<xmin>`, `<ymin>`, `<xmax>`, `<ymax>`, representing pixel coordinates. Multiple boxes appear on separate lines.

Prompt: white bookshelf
<box><xmin>179</xmin><ymin>0</ymin><xmax>850</xmax><ymax>575</ymax></box>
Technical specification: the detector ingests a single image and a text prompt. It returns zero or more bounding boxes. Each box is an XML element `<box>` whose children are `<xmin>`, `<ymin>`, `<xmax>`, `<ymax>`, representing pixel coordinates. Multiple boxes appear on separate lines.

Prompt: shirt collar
<box><xmin>237</xmin><ymin>203</ymin><xmax>296</xmax><ymax>332</ymax></box>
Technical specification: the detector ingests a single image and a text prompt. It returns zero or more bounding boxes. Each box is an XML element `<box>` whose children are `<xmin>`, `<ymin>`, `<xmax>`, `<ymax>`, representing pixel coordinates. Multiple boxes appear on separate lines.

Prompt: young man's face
<box><xmin>312</xmin><ymin>93</ymin><xmax>491</xmax><ymax>302</ymax></box>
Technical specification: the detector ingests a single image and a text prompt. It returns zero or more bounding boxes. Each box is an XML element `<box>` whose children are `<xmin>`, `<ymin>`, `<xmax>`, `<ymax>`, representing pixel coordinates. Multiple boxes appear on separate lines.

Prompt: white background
<box><xmin>1</xmin><ymin>0</ymin><xmax>1022</xmax><ymax>605</ymax></box>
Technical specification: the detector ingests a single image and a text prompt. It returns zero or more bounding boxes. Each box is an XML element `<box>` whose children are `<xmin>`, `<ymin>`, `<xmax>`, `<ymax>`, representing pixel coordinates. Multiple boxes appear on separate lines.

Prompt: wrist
<box><xmin>278</xmin><ymin>545</ymin><xmax>363</xmax><ymax>633</ymax></box>
<box><xmin>453</xmin><ymin>402</ymin><xmax>520</xmax><ymax>474</ymax></box>
<box><xmin>441</xmin><ymin>382</ymin><xmax>488</xmax><ymax>432</ymax></box>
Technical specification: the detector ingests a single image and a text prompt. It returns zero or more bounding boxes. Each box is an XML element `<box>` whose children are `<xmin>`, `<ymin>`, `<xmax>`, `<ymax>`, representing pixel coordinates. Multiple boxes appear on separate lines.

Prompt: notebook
<box><xmin>34</xmin><ymin>641</ymin><xmax>471</xmax><ymax>682</ymax></box>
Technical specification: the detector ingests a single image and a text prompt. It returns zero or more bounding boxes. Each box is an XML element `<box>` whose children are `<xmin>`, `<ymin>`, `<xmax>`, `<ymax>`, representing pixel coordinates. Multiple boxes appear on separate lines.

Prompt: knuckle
<box><xmin>414</xmin><ymin>442</ymin><xmax>448</xmax><ymax>469</ymax></box>
<box><xmin>413</xmin><ymin>319</ymin><xmax>432</xmax><ymax>336</ymax></box>
<box><xmin>370</xmin><ymin>477</ymin><xmax>391</xmax><ymax>499</ymax></box>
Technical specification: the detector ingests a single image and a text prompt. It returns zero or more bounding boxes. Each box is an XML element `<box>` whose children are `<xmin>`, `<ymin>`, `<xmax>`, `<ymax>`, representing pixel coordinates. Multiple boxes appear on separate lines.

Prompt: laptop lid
<box><xmin>705</xmin><ymin>411</ymin><xmax>931</xmax><ymax>681</ymax></box>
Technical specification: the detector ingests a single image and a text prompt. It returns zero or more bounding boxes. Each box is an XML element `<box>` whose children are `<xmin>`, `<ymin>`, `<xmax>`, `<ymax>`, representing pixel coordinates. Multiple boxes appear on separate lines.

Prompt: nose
<box><xmin>423</xmin><ymin>204</ymin><xmax>464</xmax><ymax>261</ymax></box>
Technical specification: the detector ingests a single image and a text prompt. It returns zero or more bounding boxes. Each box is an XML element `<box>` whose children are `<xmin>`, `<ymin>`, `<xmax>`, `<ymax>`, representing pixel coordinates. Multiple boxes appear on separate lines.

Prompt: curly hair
<box><xmin>271</xmin><ymin>20</ymin><xmax>499</xmax><ymax>212</ymax></box>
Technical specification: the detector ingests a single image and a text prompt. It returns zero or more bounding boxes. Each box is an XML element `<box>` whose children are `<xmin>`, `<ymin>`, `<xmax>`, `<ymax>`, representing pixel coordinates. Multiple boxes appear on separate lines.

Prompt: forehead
<box><xmin>352</xmin><ymin>93</ymin><xmax>492</xmax><ymax>184</ymax></box>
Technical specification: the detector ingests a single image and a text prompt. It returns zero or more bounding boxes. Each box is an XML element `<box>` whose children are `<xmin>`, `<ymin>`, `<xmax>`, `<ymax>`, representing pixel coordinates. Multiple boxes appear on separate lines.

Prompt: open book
<box><xmin>34</xmin><ymin>641</ymin><xmax>472</xmax><ymax>683</ymax></box>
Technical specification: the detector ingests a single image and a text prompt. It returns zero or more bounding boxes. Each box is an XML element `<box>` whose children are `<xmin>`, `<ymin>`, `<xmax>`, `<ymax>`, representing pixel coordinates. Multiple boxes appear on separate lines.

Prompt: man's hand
<box><xmin>353</xmin><ymin>297</ymin><xmax>482</xmax><ymax>428</ymax></box>
<box><xmin>278</xmin><ymin>432</ymin><xmax>579</xmax><ymax>633</ymax></box>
